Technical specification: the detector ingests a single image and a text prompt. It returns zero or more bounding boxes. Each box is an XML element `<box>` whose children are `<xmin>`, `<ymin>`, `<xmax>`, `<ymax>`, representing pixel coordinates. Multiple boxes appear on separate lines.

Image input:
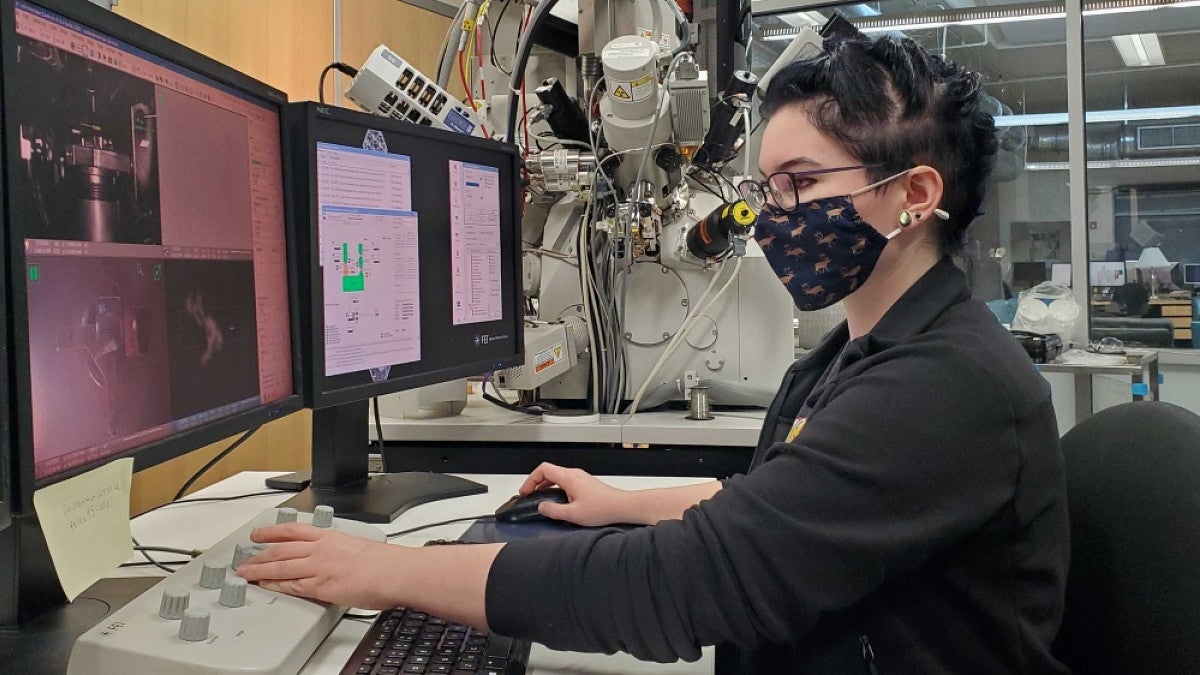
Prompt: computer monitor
<box><xmin>1184</xmin><ymin>263</ymin><xmax>1200</xmax><ymax>287</ymax></box>
<box><xmin>1090</xmin><ymin>261</ymin><xmax>1127</xmax><ymax>287</ymax></box>
<box><xmin>282</xmin><ymin>103</ymin><xmax>524</xmax><ymax>522</ymax></box>
<box><xmin>1012</xmin><ymin>261</ymin><xmax>1048</xmax><ymax>290</ymax></box>
<box><xmin>1</xmin><ymin>0</ymin><xmax>300</xmax><ymax>629</ymax></box>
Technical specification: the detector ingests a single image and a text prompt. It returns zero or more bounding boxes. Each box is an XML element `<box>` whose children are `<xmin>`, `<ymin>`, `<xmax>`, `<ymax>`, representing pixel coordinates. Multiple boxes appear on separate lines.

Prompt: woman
<box><xmin>239</xmin><ymin>36</ymin><xmax>1069</xmax><ymax>673</ymax></box>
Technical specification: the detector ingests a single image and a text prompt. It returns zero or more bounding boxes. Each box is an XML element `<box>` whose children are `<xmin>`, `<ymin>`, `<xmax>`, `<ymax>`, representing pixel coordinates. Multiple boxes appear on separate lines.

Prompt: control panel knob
<box><xmin>158</xmin><ymin>588</ymin><xmax>190</xmax><ymax>620</ymax></box>
<box><xmin>312</xmin><ymin>505</ymin><xmax>335</xmax><ymax>528</ymax></box>
<box><xmin>199</xmin><ymin>561</ymin><xmax>227</xmax><ymax>589</ymax></box>
<box><xmin>178</xmin><ymin>608</ymin><xmax>211</xmax><ymax>642</ymax></box>
<box><xmin>275</xmin><ymin>507</ymin><xmax>298</xmax><ymax>524</ymax></box>
<box><xmin>219</xmin><ymin>577</ymin><xmax>248</xmax><ymax>608</ymax></box>
<box><xmin>232</xmin><ymin>542</ymin><xmax>260</xmax><ymax>570</ymax></box>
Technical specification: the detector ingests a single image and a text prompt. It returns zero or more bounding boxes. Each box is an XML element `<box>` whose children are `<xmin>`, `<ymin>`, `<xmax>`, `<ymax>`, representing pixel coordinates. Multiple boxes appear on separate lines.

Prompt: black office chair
<box><xmin>1053</xmin><ymin>401</ymin><xmax>1200</xmax><ymax>673</ymax></box>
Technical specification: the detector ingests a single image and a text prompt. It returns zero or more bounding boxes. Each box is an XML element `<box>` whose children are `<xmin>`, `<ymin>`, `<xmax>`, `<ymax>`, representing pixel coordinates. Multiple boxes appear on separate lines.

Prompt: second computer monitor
<box><xmin>283</xmin><ymin>103</ymin><xmax>523</xmax><ymax>521</ymax></box>
<box><xmin>288</xmin><ymin>103</ymin><xmax>524</xmax><ymax>409</ymax></box>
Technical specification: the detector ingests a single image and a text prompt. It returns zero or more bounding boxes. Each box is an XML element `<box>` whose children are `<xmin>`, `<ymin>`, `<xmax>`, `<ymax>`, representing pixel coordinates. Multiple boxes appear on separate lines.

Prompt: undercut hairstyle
<box><xmin>759</xmin><ymin>36</ymin><xmax>998</xmax><ymax>255</ymax></box>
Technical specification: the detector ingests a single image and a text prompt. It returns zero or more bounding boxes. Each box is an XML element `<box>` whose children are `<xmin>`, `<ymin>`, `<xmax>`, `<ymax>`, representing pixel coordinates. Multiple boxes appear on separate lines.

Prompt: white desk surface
<box><xmin>376</xmin><ymin>393</ymin><xmax>764</xmax><ymax>448</ymax></box>
<box><xmin>124</xmin><ymin>471</ymin><xmax>716</xmax><ymax>674</ymax></box>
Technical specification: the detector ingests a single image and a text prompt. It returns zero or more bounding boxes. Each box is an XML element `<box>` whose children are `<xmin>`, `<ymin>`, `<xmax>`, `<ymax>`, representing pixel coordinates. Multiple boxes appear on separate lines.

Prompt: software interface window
<box><xmin>13</xmin><ymin>2</ymin><xmax>292</xmax><ymax>480</ymax></box>
<box><xmin>317</xmin><ymin>143</ymin><xmax>421</xmax><ymax>377</ymax></box>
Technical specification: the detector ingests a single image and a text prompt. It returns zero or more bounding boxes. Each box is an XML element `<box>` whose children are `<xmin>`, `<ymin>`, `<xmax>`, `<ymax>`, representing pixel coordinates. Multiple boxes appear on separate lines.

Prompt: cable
<box><xmin>138</xmin><ymin>490</ymin><xmax>285</xmax><ymax>517</ymax></box>
<box><xmin>173</xmin><ymin>427</ymin><xmax>261</xmax><ymax>502</ymax></box>
<box><xmin>131</xmin><ymin>536</ymin><xmax>177</xmax><ymax>574</ymax></box>
<box><xmin>318</xmin><ymin>62</ymin><xmax>359</xmax><ymax>105</ymax></box>
<box><xmin>489</xmin><ymin>0</ymin><xmax>513</xmax><ymax>74</ymax></box>
<box><xmin>119</xmin><ymin>559</ymin><xmax>189</xmax><ymax>569</ymax></box>
<box><xmin>630</xmin><ymin>52</ymin><xmax>692</xmax><ymax>203</ymax></box>
<box><xmin>626</xmin><ymin>257</ymin><xmax>744</xmax><ymax>414</ymax></box>
<box><xmin>372</xmin><ymin>397</ymin><xmax>385</xmax><ymax>452</ymax></box>
<box><xmin>504</xmin><ymin>0</ymin><xmax>560</xmax><ymax>143</ymax></box>
<box><xmin>134</xmin><ymin>545</ymin><xmax>201</xmax><ymax>557</ymax></box>
<box><xmin>385</xmin><ymin>514</ymin><xmax>495</xmax><ymax>539</ymax></box>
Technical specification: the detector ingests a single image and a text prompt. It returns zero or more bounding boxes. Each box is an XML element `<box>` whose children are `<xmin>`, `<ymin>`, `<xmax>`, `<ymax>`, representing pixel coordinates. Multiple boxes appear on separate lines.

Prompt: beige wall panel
<box><xmin>113</xmin><ymin>0</ymin><xmax>334</xmax><ymax>101</ymax></box>
<box><xmin>340</xmin><ymin>0</ymin><xmax>462</xmax><ymax>99</ymax></box>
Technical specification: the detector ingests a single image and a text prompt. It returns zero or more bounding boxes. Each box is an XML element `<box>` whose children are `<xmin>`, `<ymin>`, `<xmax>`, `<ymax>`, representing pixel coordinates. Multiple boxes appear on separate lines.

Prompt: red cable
<box><xmin>458</xmin><ymin>51</ymin><xmax>490</xmax><ymax>138</ymax></box>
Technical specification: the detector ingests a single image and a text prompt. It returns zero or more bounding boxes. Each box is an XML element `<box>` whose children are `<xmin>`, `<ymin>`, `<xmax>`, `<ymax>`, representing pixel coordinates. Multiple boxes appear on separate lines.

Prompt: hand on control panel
<box><xmin>236</xmin><ymin>522</ymin><xmax>400</xmax><ymax>610</ymax></box>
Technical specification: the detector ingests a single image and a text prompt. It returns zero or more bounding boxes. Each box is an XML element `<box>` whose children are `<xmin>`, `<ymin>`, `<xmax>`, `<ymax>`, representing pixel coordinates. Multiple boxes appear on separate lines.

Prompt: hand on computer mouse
<box><xmin>515</xmin><ymin>462</ymin><xmax>629</xmax><ymax>527</ymax></box>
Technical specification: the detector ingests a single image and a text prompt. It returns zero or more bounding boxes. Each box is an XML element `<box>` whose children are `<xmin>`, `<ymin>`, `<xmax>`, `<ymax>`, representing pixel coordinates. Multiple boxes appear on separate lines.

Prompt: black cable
<box><xmin>139</xmin><ymin>490</ymin><xmax>285</xmax><ymax>517</ymax></box>
<box><xmin>489</xmin><ymin>0</ymin><xmax>513</xmax><ymax>74</ymax></box>
<box><xmin>505</xmin><ymin>0</ymin><xmax>560</xmax><ymax>142</ymax></box>
<box><xmin>119</xmin><ymin>559</ymin><xmax>189</xmax><ymax>569</ymax></box>
<box><xmin>134</xmin><ymin>545</ymin><xmax>201</xmax><ymax>557</ymax></box>
<box><xmin>131</xmin><ymin>536</ymin><xmax>177</xmax><ymax>574</ymax></box>
<box><xmin>481</xmin><ymin>376</ymin><xmax>557</xmax><ymax>415</ymax></box>
<box><xmin>318</xmin><ymin>62</ymin><xmax>360</xmax><ymax>105</ymax></box>
<box><xmin>173</xmin><ymin>427</ymin><xmax>261</xmax><ymax>502</ymax></box>
<box><xmin>385</xmin><ymin>514</ymin><xmax>495</xmax><ymax>539</ymax></box>
<box><xmin>372</xmin><ymin>397</ymin><xmax>385</xmax><ymax>454</ymax></box>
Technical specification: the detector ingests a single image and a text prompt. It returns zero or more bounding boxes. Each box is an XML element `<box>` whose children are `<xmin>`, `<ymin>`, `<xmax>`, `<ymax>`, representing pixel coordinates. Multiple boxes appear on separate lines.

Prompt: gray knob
<box><xmin>158</xmin><ymin>589</ymin><xmax>189</xmax><ymax>620</ymax></box>
<box><xmin>312</xmin><ymin>505</ymin><xmax>335</xmax><ymax>528</ymax></box>
<box><xmin>232</xmin><ymin>542</ymin><xmax>261</xmax><ymax>570</ymax></box>
<box><xmin>199</xmin><ymin>561</ymin><xmax>227</xmax><ymax>589</ymax></box>
<box><xmin>275</xmin><ymin>507</ymin><xmax>298</xmax><ymax>524</ymax></box>
<box><xmin>219</xmin><ymin>577</ymin><xmax>248</xmax><ymax>608</ymax></box>
<box><xmin>178</xmin><ymin>608</ymin><xmax>210</xmax><ymax>642</ymax></box>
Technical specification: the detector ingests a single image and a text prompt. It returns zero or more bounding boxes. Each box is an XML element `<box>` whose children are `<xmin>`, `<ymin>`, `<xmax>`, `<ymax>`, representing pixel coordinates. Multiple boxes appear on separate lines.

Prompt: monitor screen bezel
<box><xmin>0</xmin><ymin>0</ymin><xmax>304</xmax><ymax>512</ymax></box>
<box><xmin>288</xmin><ymin>102</ymin><xmax>526</xmax><ymax>410</ymax></box>
<box><xmin>1184</xmin><ymin>263</ymin><xmax>1200</xmax><ymax>286</ymax></box>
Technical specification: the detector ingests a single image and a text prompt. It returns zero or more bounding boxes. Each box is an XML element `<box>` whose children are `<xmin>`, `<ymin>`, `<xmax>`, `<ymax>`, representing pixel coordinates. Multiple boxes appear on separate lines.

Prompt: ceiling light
<box><xmin>843</xmin><ymin>0</ymin><xmax>1200</xmax><ymax>35</ymax></box>
<box><xmin>991</xmin><ymin>105</ymin><xmax>1200</xmax><ymax>127</ymax></box>
<box><xmin>1111</xmin><ymin>33</ymin><xmax>1166</xmax><ymax>67</ymax></box>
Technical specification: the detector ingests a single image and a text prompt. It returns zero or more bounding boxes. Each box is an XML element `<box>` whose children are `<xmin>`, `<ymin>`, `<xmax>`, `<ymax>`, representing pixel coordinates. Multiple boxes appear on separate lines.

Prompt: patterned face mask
<box><xmin>752</xmin><ymin>170</ymin><xmax>912</xmax><ymax>311</ymax></box>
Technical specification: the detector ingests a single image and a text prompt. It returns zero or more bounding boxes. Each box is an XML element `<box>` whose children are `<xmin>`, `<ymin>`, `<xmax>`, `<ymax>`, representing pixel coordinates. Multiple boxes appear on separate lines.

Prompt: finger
<box><xmin>258</xmin><ymin>579</ymin><xmax>310</xmax><ymax>597</ymax></box>
<box><xmin>250</xmin><ymin>523</ymin><xmax>326</xmax><ymax>544</ymax></box>
<box><xmin>238</xmin><ymin>556</ymin><xmax>312</xmax><ymax>583</ymax></box>
<box><xmin>519</xmin><ymin>462</ymin><xmax>564</xmax><ymax>494</ymax></box>
<box><xmin>241</xmin><ymin>541</ymin><xmax>314</xmax><ymax>566</ymax></box>
<box><xmin>537</xmin><ymin>500</ymin><xmax>574</xmax><ymax>522</ymax></box>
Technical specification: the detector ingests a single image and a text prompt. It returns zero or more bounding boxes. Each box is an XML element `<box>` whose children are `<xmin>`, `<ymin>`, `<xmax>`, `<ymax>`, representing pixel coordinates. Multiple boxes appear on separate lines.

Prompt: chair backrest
<box><xmin>1053</xmin><ymin>401</ymin><xmax>1200</xmax><ymax>673</ymax></box>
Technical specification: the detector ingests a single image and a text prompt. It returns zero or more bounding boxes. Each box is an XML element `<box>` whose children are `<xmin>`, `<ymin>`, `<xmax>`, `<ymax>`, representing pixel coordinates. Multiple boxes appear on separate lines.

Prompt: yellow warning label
<box><xmin>630</xmin><ymin>72</ymin><xmax>654</xmax><ymax>102</ymax></box>
<box><xmin>613</xmin><ymin>85</ymin><xmax>632</xmax><ymax>100</ymax></box>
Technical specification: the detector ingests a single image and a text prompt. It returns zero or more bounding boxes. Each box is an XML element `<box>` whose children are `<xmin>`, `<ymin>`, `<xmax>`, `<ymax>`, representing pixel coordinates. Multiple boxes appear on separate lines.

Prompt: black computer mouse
<box><xmin>494</xmin><ymin>487</ymin><xmax>570</xmax><ymax>524</ymax></box>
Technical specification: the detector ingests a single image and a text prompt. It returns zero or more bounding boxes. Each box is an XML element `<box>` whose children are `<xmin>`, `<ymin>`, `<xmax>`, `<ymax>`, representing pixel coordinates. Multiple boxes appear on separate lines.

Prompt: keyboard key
<box><xmin>455</xmin><ymin>661</ymin><xmax>481</xmax><ymax>672</ymax></box>
<box><xmin>467</xmin><ymin>636</ymin><xmax>488</xmax><ymax>647</ymax></box>
<box><xmin>417</xmin><ymin>638</ymin><xmax>438</xmax><ymax>648</ymax></box>
<box><xmin>433</xmin><ymin>654</ymin><xmax>456</xmax><ymax>664</ymax></box>
<box><xmin>430</xmin><ymin>666</ymin><xmax>452</xmax><ymax>674</ymax></box>
<box><xmin>356</xmin><ymin>667</ymin><xmax>372</xmax><ymax>675</ymax></box>
<box><xmin>413</xmin><ymin>647</ymin><xmax>434</xmax><ymax>657</ymax></box>
<box><xmin>368</xmin><ymin>648</ymin><xmax>382</xmax><ymax>656</ymax></box>
<box><xmin>428</xmin><ymin>618</ymin><xmax>447</xmax><ymax>626</ymax></box>
<box><xmin>484</xmin><ymin>656</ymin><xmax>508</xmax><ymax>669</ymax></box>
<box><xmin>404</xmin><ymin>665</ymin><xmax>427</xmax><ymax>674</ymax></box>
<box><xmin>399</xmin><ymin>627</ymin><xmax>421</xmax><ymax>636</ymax></box>
<box><xmin>463</xmin><ymin>645</ymin><xmax>484</xmax><ymax>655</ymax></box>
<box><xmin>409</xmin><ymin>612</ymin><xmax>428</xmax><ymax>620</ymax></box>
<box><xmin>362</xmin><ymin>656</ymin><xmax>377</xmax><ymax>665</ymax></box>
<box><xmin>378</xmin><ymin>669</ymin><xmax>399</xmax><ymax>675</ymax></box>
<box><xmin>384</xmin><ymin>657</ymin><xmax>404</xmax><ymax>667</ymax></box>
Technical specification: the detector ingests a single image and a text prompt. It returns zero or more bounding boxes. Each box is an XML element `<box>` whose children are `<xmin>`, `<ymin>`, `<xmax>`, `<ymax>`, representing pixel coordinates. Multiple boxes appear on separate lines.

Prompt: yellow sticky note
<box><xmin>32</xmin><ymin>458</ymin><xmax>134</xmax><ymax>601</ymax></box>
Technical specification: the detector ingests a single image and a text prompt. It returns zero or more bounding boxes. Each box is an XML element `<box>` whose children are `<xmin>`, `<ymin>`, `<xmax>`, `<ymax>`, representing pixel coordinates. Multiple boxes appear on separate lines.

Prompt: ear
<box><xmin>902</xmin><ymin>166</ymin><xmax>945</xmax><ymax>225</ymax></box>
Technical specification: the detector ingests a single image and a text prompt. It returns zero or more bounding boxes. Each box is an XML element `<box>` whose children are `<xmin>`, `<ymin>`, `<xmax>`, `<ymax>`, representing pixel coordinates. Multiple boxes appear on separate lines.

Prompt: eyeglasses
<box><xmin>737</xmin><ymin>163</ymin><xmax>885</xmax><ymax>213</ymax></box>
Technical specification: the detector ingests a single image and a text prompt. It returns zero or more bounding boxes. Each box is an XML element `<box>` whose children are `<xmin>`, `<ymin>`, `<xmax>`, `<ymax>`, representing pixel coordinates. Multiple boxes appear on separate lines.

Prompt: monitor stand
<box><xmin>280</xmin><ymin>400</ymin><xmax>486</xmax><ymax>523</ymax></box>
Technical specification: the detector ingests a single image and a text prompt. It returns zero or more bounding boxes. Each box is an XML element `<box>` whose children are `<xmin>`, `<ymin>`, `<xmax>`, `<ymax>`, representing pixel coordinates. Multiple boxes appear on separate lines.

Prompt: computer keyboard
<box><xmin>342</xmin><ymin>607</ymin><xmax>530</xmax><ymax>675</ymax></box>
<box><xmin>69</xmin><ymin>506</ymin><xmax>385</xmax><ymax>674</ymax></box>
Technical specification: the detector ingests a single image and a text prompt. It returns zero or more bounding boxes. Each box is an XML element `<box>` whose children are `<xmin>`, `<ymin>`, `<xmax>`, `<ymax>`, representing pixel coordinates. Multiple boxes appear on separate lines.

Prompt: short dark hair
<box><xmin>759</xmin><ymin>36</ymin><xmax>998</xmax><ymax>255</ymax></box>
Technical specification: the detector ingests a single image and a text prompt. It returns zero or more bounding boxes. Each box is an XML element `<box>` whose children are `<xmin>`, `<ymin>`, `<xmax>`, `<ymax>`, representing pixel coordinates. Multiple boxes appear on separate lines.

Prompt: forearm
<box><xmin>622</xmin><ymin>480</ymin><xmax>722</xmax><ymax>525</ymax></box>
<box><xmin>379</xmin><ymin>542</ymin><xmax>506</xmax><ymax>630</ymax></box>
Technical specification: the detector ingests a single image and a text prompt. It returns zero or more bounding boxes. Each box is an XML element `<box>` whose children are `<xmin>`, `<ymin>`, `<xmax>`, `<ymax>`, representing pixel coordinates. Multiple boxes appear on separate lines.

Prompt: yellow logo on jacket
<box><xmin>785</xmin><ymin>416</ymin><xmax>807</xmax><ymax>443</ymax></box>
